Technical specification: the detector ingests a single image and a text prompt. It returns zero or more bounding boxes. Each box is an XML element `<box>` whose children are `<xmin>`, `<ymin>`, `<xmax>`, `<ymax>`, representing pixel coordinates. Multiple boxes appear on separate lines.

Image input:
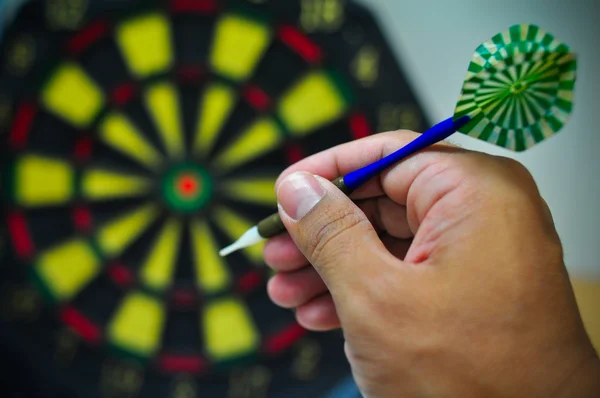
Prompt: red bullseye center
<box><xmin>176</xmin><ymin>174</ymin><xmax>200</xmax><ymax>198</ymax></box>
<box><xmin>162</xmin><ymin>165</ymin><xmax>213</xmax><ymax>212</ymax></box>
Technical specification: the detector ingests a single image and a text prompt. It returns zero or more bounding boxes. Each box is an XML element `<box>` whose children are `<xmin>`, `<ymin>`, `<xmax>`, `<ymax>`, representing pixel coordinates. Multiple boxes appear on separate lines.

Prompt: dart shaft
<box><xmin>256</xmin><ymin>116</ymin><xmax>470</xmax><ymax>239</ymax></box>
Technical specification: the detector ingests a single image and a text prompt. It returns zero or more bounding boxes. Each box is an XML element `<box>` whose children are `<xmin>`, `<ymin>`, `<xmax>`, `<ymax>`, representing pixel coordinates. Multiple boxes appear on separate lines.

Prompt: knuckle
<box><xmin>306</xmin><ymin>208</ymin><xmax>369</xmax><ymax>265</ymax></box>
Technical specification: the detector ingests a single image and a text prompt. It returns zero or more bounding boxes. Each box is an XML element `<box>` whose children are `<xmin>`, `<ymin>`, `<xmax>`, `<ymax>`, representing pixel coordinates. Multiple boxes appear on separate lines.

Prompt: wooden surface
<box><xmin>572</xmin><ymin>279</ymin><xmax>600</xmax><ymax>353</ymax></box>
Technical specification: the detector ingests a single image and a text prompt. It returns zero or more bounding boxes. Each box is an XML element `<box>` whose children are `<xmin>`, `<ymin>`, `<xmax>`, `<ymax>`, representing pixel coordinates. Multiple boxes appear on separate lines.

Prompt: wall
<box><xmin>357</xmin><ymin>0</ymin><xmax>600</xmax><ymax>279</ymax></box>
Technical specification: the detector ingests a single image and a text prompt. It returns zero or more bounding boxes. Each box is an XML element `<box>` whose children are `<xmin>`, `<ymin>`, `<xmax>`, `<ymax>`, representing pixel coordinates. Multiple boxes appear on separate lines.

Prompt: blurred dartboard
<box><xmin>0</xmin><ymin>0</ymin><xmax>428</xmax><ymax>397</ymax></box>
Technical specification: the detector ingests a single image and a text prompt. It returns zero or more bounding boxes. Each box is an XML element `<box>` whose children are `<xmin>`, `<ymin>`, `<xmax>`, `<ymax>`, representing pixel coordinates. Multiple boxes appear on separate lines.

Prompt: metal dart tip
<box><xmin>218</xmin><ymin>226</ymin><xmax>263</xmax><ymax>257</ymax></box>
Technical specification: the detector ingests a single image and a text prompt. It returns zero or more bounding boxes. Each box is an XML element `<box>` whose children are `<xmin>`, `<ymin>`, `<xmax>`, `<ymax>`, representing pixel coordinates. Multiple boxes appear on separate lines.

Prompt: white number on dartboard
<box><xmin>292</xmin><ymin>338</ymin><xmax>322</xmax><ymax>381</ymax></box>
<box><xmin>300</xmin><ymin>0</ymin><xmax>345</xmax><ymax>33</ymax></box>
<box><xmin>351</xmin><ymin>45</ymin><xmax>380</xmax><ymax>87</ymax></box>
<box><xmin>54</xmin><ymin>327</ymin><xmax>79</xmax><ymax>367</ymax></box>
<box><xmin>0</xmin><ymin>285</ymin><xmax>42</xmax><ymax>322</ymax></box>
<box><xmin>170</xmin><ymin>376</ymin><xmax>197</xmax><ymax>398</ymax></box>
<box><xmin>228</xmin><ymin>366</ymin><xmax>272</xmax><ymax>398</ymax></box>
<box><xmin>45</xmin><ymin>0</ymin><xmax>88</xmax><ymax>30</ymax></box>
<box><xmin>100</xmin><ymin>360</ymin><xmax>144</xmax><ymax>398</ymax></box>
<box><xmin>378</xmin><ymin>103</ymin><xmax>421</xmax><ymax>133</ymax></box>
<box><xmin>6</xmin><ymin>35</ymin><xmax>36</xmax><ymax>77</ymax></box>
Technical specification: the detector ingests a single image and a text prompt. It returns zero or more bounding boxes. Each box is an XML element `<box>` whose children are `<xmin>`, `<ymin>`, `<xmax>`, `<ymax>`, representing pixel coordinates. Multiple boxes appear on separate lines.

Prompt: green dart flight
<box><xmin>454</xmin><ymin>23</ymin><xmax>577</xmax><ymax>151</ymax></box>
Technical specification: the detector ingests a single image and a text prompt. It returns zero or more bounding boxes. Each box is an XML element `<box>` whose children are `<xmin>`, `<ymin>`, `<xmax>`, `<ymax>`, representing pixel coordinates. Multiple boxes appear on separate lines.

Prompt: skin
<box><xmin>263</xmin><ymin>130</ymin><xmax>600</xmax><ymax>398</ymax></box>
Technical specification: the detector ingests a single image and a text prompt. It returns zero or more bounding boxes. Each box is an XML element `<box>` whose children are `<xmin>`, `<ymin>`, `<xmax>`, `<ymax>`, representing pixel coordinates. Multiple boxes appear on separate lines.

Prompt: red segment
<box><xmin>9</xmin><ymin>103</ymin><xmax>36</xmax><ymax>149</ymax></box>
<box><xmin>263</xmin><ymin>323</ymin><xmax>307</xmax><ymax>354</ymax></box>
<box><xmin>72</xmin><ymin>206</ymin><xmax>93</xmax><ymax>232</ymax></box>
<box><xmin>7</xmin><ymin>212</ymin><xmax>34</xmax><ymax>258</ymax></box>
<box><xmin>159</xmin><ymin>354</ymin><xmax>206</xmax><ymax>374</ymax></box>
<box><xmin>177</xmin><ymin>65</ymin><xmax>204</xmax><ymax>82</ymax></box>
<box><xmin>74</xmin><ymin>136</ymin><xmax>93</xmax><ymax>161</ymax></box>
<box><xmin>171</xmin><ymin>0</ymin><xmax>218</xmax><ymax>13</ymax></box>
<box><xmin>107</xmin><ymin>263</ymin><xmax>134</xmax><ymax>287</ymax></box>
<box><xmin>243</xmin><ymin>85</ymin><xmax>271</xmax><ymax>111</ymax></box>
<box><xmin>171</xmin><ymin>288</ymin><xmax>197</xmax><ymax>308</ymax></box>
<box><xmin>277</xmin><ymin>25</ymin><xmax>323</xmax><ymax>64</ymax></box>
<box><xmin>67</xmin><ymin>20</ymin><xmax>109</xmax><ymax>55</ymax></box>
<box><xmin>350</xmin><ymin>112</ymin><xmax>372</xmax><ymax>140</ymax></box>
<box><xmin>110</xmin><ymin>82</ymin><xmax>136</xmax><ymax>106</ymax></box>
<box><xmin>60</xmin><ymin>306</ymin><xmax>102</xmax><ymax>344</ymax></box>
<box><xmin>237</xmin><ymin>271</ymin><xmax>263</xmax><ymax>294</ymax></box>
<box><xmin>285</xmin><ymin>143</ymin><xmax>305</xmax><ymax>164</ymax></box>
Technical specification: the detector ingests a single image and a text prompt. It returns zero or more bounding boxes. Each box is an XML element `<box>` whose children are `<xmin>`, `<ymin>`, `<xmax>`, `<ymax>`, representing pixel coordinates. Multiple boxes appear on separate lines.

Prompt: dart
<box><xmin>219</xmin><ymin>23</ymin><xmax>577</xmax><ymax>257</ymax></box>
<box><xmin>0</xmin><ymin>0</ymin><xmax>584</xmax><ymax>393</ymax></box>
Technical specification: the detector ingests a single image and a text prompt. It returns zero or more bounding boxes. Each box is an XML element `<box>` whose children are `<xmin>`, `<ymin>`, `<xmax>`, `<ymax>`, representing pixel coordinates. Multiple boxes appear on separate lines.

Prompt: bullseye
<box><xmin>176</xmin><ymin>174</ymin><xmax>200</xmax><ymax>197</ymax></box>
<box><xmin>162</xmin><ymin>164</ymin><xmax>213</xmax><ymax>213</ymax></box>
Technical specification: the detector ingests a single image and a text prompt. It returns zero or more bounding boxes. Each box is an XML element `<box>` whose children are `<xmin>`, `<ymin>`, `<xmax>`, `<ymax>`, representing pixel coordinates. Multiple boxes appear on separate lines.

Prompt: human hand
<box><xmin>263</xmin><ymin>130</ymin><xmax>600</xmax><ymax>397</ymax></box>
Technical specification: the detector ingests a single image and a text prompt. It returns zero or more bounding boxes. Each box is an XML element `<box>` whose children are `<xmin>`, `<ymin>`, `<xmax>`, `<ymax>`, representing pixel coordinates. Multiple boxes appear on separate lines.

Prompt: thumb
<box><xmin>276</xmin><ymin>171</ymin><xmax>387</xmax><ymax>291</ymax></box>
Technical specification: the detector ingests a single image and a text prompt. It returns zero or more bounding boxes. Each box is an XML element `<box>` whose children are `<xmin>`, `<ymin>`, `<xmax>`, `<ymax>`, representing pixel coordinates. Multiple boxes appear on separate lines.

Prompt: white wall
<box><xmin>357</xmin><ymin>0</ymin><xmax>600</xmax><ymax>278</ymax></box>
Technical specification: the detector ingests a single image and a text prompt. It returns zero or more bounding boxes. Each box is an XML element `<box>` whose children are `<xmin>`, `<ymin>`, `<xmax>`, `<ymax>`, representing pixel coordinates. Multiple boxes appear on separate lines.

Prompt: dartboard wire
<box><xmin>65</xmin><ymin>212</ymin><xmax>178</xmax><ymax>364</ymax></box>
<box><xmin>16</xmin><ymin>199</ymin><xmax>159</xmax><ymax>311</ymax></box>
<box><xmin>195</xmin><ymin>5</ymin><xmax>301</xmax><ymax>168</ymax></box>
<box><xmin>7</xmin><ymin>60</ymin><xmax>170</xmax><ymax>180</ymax></box>
<box><xmin>3</xmin><ymin>148</ymin><xmax>158</xmax><ymax>262</ymax></box>
<box><xmin>54</xmin><ymin>9</ymin><xmax>191</xmax><ymax>168</ymax></box>
<box><xmin>203</xmin><ymin>70</ymin><xmax>359</xmax><ymax>180</ymax></box>
<box><xmin>4</xmin><ymin>45</ymin><xmax>360</xmax><ymax>296</ymax></box>
<box><xmin>1</xmin><ymin>0</ymin><xmax>370</xmax><ymax>378</ymax></box>
<box><xmin>183</xmin><ymin>3</ymin><xmax>328</xmax><ymax>168</ymax></box>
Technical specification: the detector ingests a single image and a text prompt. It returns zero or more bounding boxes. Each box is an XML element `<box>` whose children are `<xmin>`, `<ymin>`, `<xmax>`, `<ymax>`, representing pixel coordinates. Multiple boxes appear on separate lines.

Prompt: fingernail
<box><xmin>277</xmin><ymin>172</ymin><xmax>325</xmax><ymax>221</ymax></box>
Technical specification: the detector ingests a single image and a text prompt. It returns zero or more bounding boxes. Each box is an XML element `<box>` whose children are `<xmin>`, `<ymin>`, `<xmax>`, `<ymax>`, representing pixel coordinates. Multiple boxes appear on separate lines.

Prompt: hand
<box><xmin>263</xmin><ymin>130</ymin><xmax>600</xmax><ymax>398</ymax></box>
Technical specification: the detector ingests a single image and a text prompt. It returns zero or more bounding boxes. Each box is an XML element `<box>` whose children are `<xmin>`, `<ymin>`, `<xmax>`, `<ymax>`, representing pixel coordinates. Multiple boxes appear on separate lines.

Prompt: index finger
<box><xmin>275</xmin><ymin>129</ymin><xmax>460</xmax><ymax>200</ymax></box>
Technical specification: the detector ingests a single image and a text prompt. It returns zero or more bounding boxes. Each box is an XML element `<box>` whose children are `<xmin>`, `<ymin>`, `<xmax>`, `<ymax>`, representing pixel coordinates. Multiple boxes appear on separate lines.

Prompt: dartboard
<box><xmin>0</xmin><ymin>0</ymin><xmax>428</xmax><ymax>397</ymax></box>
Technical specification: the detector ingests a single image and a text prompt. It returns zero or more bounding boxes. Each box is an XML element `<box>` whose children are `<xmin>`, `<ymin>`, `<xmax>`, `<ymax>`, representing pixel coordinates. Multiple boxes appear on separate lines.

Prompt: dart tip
<box><xmin>218</xmin><ymin>226</ymin><xmax>263</xmax><ymax>257</ymax></box>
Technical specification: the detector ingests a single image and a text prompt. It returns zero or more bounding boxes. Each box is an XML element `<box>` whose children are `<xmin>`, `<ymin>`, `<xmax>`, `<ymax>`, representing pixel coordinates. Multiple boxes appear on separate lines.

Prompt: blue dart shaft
<box><xmin>343</xmin><ymin>115</ymin><xmax>470</xmax><ymax>190</ymax></box>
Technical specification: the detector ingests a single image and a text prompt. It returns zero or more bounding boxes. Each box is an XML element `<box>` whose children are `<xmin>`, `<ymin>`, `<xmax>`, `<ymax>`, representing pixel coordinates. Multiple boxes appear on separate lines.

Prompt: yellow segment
<box><xmin>194</xmin><ymin>83</ymin><xmax>236</xmax><ymax>155</ymax></box>
<box><xmin>203</xmin><ymin>298</ymin><xmax>259</xmax><ymax>360</ymax></box>
<box><xmin>35</xmin><ymin>239</ymin><xmax>99</xmax><ymax>301</ymax></box>
<box><xmin>212</xmin><ymin>206</ymin><xmax>264</xmax><ymax>264</ymax></box>
<box><xmin>81</xmin><ymin>169</ymin><xmax>152</xmax><ymax>200</ymax></box>
<box><xmin>99</xmin><ymin>113</ymin><xmax>163</xmax><ymax>170</ymax></box>
<box><xmin>190</xmin><ymin>220</ymin><xmax>231</xmax><ymax>294</ymax></box>
<box><xmin>220</xmin><ymin>177</ymin><xmax>277</xmax><ymax>206</ymax></box>
<box><xmin>42</xmin><ymin>63</ymin><xmax>103</xmax><ymax>127</ymax></box>
<box><xmin>116</xmin><ymin>13</ymin><xmax>172</xmax><ymax>77</ymax></box>
<box><xmin>96</xmin><ymin>204</ymin><xmax>158</xmax><ymax>257</ymax></box>
<box><xmin>278</xmin><ymin>71</ymin><xmax>347</xmax><ymax>135</ymax></box>
<box><xmin>145</xmin><ymin>82</ymin><xmax>184</xmax><ymax>159</ymax></box>
<box><xmin>212</xmin><ymin>118</ymin><xmax>282</xmax><ymax>173</ymax></box>
<box><xmin>571</xmin><ymin>279</ymin><xmax>600</xmax><ymax>353</ymax></box>
<box><xmin>139</xmin><ymin>218</ymin><xmax>181</xmax><ymax>291</ymax></box>
<box><xmin>108</xmin><ymin>292</ymin><xmax>164</xmax><ymax>357</ymax></box>
<box><xmin>14</xmin><ymin>155</ymin><xmax>73</xmax><ymax>206</ymax></box>
<box><xmin>210</xmin><ymin>13</ymin><xmax>271</xmax><ymax>81</ymax></box>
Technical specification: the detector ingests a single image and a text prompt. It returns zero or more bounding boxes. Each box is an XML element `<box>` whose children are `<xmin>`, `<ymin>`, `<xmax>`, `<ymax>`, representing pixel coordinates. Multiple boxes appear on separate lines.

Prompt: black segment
<box><xmin>172</xmin><ymin>13</ymin><xmax>215</xmax><ymax>66</ymax></box>
<box><xmin>25</xmin><ymin>109</ymin><xmax>80</xmax><ymax>156</ymax></box>
<box><xmin>69</xmin><ymin>274</ymin><xmax>125</xmax><ymax>326</ymax></box>
<box><xmin>162</xmin><ymin>309</ymin><xmax>202</xmax><ymax>353</ymax></box>
<box><xmin>250</xmin><ymin>41</ymin><xmax>308</xmax><ymax>99</ymax></box>
<box><xmin>78</xmin><ymin>37</ymin><xmax>131</xmax><ymax>93</ymax></box>
<box><xmin>24</xmin><ymin>206</ymin><xmax>75</xmax><ymax>252</ymax></box>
